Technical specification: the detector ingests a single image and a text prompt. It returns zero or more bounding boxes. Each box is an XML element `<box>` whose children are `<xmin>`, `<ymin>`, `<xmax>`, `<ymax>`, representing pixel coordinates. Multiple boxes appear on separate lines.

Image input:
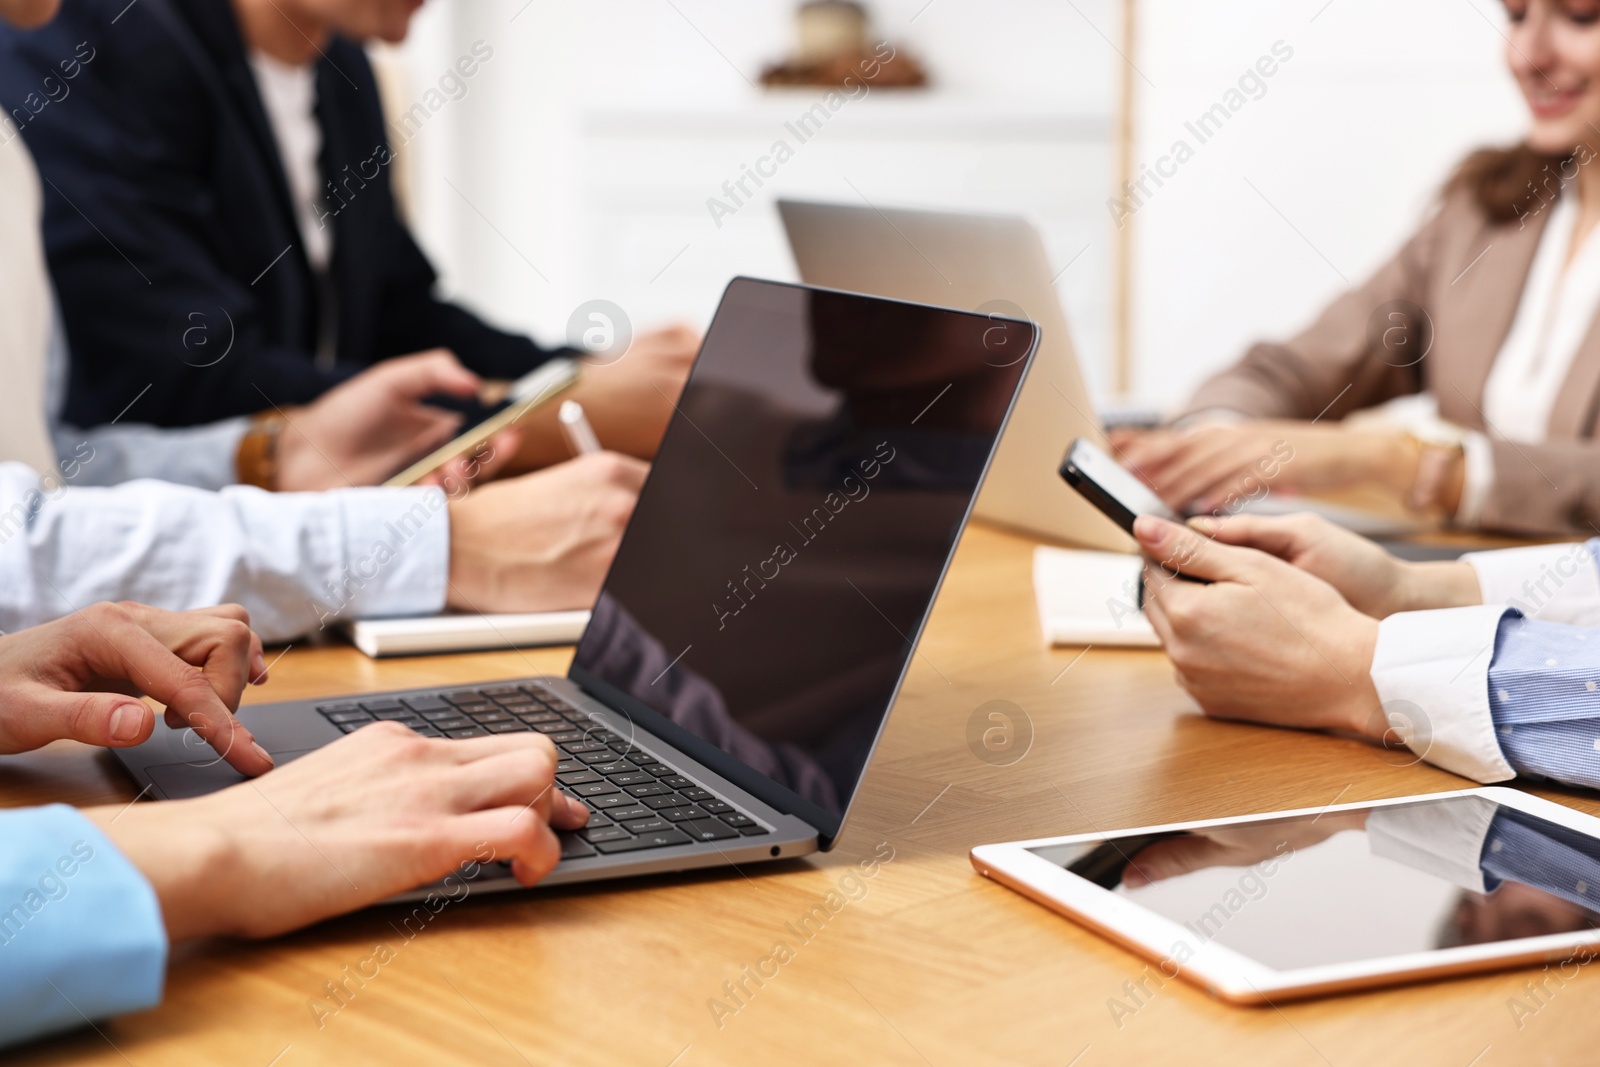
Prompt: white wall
<box><xmin>390</xmin><ymin>0</ymin><xmax>1122</xmax><ymax>394</ymax></box>
<box><xmin>1129</xmin><ymin>0</ymin><xmax>1527</xmax><ymax>407</ymax></box>
<box><xmin>389</xmin><ymin>0</ymin><xmax>1527</xmax><ymax>410</ymax></box>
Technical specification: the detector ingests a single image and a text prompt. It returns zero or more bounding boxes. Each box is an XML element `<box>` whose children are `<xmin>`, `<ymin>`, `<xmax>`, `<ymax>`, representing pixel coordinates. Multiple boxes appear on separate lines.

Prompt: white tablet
<box><xmin>971</xmin><ymin>788</ymin><xmax>1600</xmax><ymax>1004</ymax></box>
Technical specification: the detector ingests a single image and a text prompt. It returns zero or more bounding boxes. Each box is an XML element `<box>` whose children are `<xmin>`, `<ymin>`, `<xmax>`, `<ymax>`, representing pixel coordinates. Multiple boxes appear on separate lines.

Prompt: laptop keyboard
<box><xmin>316</xmin><ymin>683</ymin><xmax>771</xmax><ymax>860</ymax></box>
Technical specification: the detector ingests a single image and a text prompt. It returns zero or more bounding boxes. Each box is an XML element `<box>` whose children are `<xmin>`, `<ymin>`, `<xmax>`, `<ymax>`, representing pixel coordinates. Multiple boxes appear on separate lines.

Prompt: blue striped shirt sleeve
<box><xmin>0</xmin><ymin>805</ymin><xmax>167</xmax><ymax>1049</ymax></box>
<box><xmin>1478</xmin><ymin>808</ymin><xmax>1600</xmax><ymax>914</ymax></box>
<box><xmin>1488</xmin><ymin>612</ymin><xmax>1600</xmax><ymax>790</ymax></box>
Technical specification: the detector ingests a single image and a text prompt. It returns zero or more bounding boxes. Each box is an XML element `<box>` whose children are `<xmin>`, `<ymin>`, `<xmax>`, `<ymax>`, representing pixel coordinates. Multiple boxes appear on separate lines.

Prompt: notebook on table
<box><xmin>341</xmin><ymin>611</ymin><xmax>591</xmax><ymax>658</ymax></box>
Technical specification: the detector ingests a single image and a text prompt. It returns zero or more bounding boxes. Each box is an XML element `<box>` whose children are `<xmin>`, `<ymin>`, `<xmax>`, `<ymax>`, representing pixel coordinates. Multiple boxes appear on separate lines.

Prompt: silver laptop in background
<box><xmin>780</xmin><ymin>199</ymin><xmax>1132</xmax><ymax>553</ymax></box>
<box><xmin>112</xmin><ymin>278</ymin><xmax>1040</xmax><ymax>896</ymax></box>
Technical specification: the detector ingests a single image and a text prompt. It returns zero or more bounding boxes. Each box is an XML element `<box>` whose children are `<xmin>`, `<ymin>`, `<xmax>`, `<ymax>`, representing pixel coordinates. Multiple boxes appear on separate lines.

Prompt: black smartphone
<box><xmin>1058</xmin><ymin>437</ymin><xmax>1182</xmax><ymax>535</ymax></box>
<box><xmin>1058</xmin><ymin>437</ymin><xmax>1208</xmax><ymax>587</ymax></box>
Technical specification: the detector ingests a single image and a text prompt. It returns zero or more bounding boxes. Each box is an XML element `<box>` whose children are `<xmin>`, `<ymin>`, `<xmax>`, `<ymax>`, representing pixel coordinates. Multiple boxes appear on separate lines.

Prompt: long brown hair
<box><xmin>1448</xmin><ymin>144</ymin><xmax>1577</xmax><ymax>223</ymax></box>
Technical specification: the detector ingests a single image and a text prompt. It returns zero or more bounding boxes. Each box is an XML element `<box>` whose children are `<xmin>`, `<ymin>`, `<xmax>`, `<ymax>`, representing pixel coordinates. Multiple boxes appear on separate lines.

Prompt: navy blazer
<box><xmin>0</xmin><ymin>0</ymin><xmax>556</xmax><ymax>428</ymax></box>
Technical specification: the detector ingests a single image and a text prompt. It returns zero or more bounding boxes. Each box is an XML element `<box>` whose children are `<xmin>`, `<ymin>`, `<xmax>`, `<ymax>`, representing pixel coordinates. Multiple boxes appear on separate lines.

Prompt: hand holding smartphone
<box><xmin>1058</xmin><ymin>437</ymin><xmax>1209</xmax><ymax>587</ymax></box>
<box><xmin>385</xmin><ymin>358</ymin><xmax>581</xmax><ymax>487</ymax></box>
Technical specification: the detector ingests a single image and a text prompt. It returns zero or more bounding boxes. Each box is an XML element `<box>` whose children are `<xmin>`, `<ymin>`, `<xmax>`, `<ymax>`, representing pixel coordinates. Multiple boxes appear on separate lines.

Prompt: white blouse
<box><xmin>1483</xmin><ymin>193</ymin><xmax>1600</xmax><ymax>442</ymax></box>
<box><xmin>1456</xmin><ymin>192</ymin><xmax>1600</xmax><ymax>525</ymax></box>
<box><xmin>248</xmin><ymin>51</ymin><xmax>331</xmax><ymax>273</ymax></box>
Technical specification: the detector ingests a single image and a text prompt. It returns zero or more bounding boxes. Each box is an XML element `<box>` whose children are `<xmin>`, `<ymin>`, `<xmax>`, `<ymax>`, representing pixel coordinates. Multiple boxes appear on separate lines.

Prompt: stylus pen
<box><xmin>559</xmin><ymin>399</ymin><xmax>602</xmax><ymax>456</ymax></box>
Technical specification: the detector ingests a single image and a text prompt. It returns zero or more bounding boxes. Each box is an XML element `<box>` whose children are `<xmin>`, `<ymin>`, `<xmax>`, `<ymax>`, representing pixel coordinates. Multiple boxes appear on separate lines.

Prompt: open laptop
<box><xmin>113</xmin><ymin>278</ymin><xmax>1038</xmax><ymax>893</ymax></box>
<box><xmin>779</xmin><ymin>199</ymin><xmax>1130</xmax><ymax>552</ymax></box>
<box><xmin>781</xmin><ymin>200</ymin><xmax>1440</xmax><ymax>548</ymax></box>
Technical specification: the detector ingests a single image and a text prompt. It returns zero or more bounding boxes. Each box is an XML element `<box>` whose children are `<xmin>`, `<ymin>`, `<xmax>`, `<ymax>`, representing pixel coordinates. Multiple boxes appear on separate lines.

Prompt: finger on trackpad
<box><xmin>144</xmin><ymin>749</ymin><xmax>317</xmax><ymax>800</ymax></box>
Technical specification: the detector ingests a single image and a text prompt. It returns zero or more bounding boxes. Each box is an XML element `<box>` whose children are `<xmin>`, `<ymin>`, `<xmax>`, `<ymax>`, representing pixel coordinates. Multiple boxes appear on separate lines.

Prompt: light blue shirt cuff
<box><xmin>1486</xmin><ymin>614</ymin><xmax>1600</xmax><ymax>791</ymax></box>
<box><xmin>0</xmin><ymin>805</ymin><xmax>167</xmax><ymax>1049</ymax></box>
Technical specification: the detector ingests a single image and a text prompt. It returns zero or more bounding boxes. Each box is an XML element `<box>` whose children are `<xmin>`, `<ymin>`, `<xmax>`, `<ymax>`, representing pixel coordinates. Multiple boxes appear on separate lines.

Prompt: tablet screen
<box><xmin>1027</xmin><ymin>795</ymin><xmax>1600</xmax><ymax>971</ymax></box>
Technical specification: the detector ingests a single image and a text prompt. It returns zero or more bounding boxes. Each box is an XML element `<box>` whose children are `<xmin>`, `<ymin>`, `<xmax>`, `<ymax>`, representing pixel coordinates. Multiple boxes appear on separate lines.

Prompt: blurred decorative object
<box><xmin>761</xmin><ymin>1</ymin><xmax>928</xmax><ymax>90</ymax></box>
<box><xmin>796</xmin><ymin>0</ymin><xmax>868</xmax><ymax>64</ymax></box>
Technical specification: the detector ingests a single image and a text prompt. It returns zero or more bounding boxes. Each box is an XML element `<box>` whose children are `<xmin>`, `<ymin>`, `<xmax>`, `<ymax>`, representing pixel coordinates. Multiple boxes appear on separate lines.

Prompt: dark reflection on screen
<box><xmin>1027</xmin><ymin>796</ymin><xmax>1600</xmax><ymax>971</ymax></box>
<box><xmin>572</xmin><ymin>279</ymin><xmax>1033</xmax><ymax>832</ymax></box>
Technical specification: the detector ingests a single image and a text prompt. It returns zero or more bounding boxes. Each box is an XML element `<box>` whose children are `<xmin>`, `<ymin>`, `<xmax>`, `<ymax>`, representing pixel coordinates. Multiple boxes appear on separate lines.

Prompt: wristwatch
<box><xmin>235</xmin><ymin>410</ymin><xmax>290</xmax><ymax>490</ymax></box>
<box><xmin>1404</xmin><ymin>422</ymin><xmax>1467</xmax><ymax>515</ymax></box>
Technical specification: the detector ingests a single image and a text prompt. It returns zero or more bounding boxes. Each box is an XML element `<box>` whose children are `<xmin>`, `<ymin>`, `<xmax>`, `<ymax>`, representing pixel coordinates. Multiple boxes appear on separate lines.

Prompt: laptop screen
<box><xmin>569</xmin><ymin>278</ymin><xmax>1035</xmax><ymax>842</ymax></box>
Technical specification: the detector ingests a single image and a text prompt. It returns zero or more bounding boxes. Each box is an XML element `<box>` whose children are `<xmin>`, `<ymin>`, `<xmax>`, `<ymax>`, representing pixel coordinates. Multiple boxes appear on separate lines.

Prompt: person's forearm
<box><xmin>0</xmin><ymin>463</ymin><xmax>449</xmax><ymax>641</ymax></box>
<box><xmin>1392</xmin><ymin>561</ymin><xmax>1483</xmax><ymax>615</ymax></box>
<box><xmin>1366</xmin><ymin>431</ymin><xmax>1421</xmax><ymax>498</ymax></box>
<box><xmin>1180</xmin><ymin>343</ymin><xmax>1314</xmax><ymax>422</ymax></box>
<box><xmin>1357</xmin><ymin>431</ymin><xmax>1466</xmax><ymax>516</ymax></box>
<box><xmin>85</xmin><ymin>802</ymin><xmax>239</xmax><ymax>942</ymax></box>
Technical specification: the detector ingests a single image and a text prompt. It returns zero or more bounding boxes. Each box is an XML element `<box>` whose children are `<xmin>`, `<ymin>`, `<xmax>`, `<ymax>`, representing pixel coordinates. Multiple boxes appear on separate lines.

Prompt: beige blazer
<box><xmin>1182</xmin><ymin>183</ymin><xmax>1600</xmax><ymax>536</ymax></box>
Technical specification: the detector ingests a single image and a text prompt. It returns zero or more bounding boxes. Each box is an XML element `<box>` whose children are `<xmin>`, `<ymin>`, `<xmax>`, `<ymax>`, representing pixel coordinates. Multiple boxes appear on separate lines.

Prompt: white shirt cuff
<box><xmin>1365</xmin><ymin>795</ymin><xmax>1497</xmax><ymax>894</ymax></box>
<box><xmin>1455</xmin><ymin>430</ymin><xmax>1493</xmax><ymax>528</ymax></box>
<box><xmin>1370</xmin><ymin>605</ymin><xmax>1517</xmax><ymax>783</ymax></box>
<box><xmin>1464</xmin><ymin>541</ymin><xmax>1600</xmax><ymax>625</ymax></box>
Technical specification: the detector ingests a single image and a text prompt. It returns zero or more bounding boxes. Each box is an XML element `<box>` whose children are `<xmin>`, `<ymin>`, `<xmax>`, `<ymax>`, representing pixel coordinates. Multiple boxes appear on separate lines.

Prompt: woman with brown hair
<box><xmin>1113</xmin><ymin>0</ymin><xmax>1600</xmax><ymax>536</ymax></box>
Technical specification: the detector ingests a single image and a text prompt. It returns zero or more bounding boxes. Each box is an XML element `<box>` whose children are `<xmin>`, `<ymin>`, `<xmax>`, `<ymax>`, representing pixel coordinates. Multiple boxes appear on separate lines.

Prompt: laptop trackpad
<box><xmin>145</xmin><ymin>749</ymin><xmax>319</xmax><ymax>800</ymax></box>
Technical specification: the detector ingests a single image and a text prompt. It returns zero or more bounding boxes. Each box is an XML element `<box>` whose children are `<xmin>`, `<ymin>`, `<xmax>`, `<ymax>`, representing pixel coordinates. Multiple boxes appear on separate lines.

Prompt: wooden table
<box><xmin>6</xmin><ymin>522</ymin><xmax>1597</xmax><ymax>1066</ymax></box>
